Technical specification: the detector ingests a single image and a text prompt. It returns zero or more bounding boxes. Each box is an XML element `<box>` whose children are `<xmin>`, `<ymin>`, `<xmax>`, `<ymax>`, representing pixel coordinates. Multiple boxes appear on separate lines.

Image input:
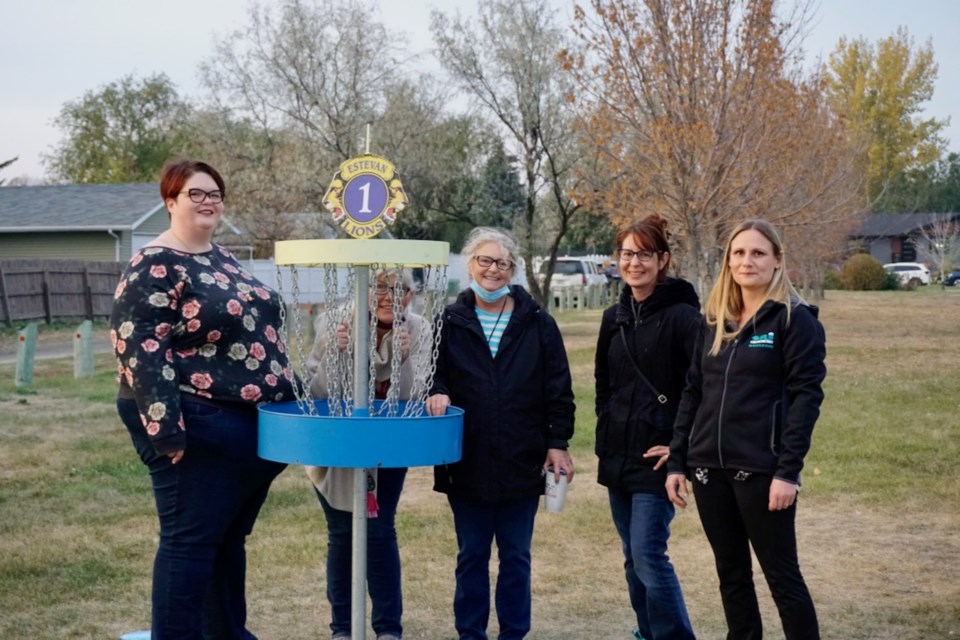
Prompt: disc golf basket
<box><xmin>258</xmin><ymin>238</ymin><xmax>463</xmax><ymax>640</ymax></box>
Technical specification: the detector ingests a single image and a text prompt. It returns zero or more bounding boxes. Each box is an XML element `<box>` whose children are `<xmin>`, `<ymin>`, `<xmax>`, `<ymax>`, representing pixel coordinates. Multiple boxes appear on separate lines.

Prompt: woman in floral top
<box><xmin>111</xmin><ymin>158</ymin><xmax>296</xmax><ymax>640</ymax></box>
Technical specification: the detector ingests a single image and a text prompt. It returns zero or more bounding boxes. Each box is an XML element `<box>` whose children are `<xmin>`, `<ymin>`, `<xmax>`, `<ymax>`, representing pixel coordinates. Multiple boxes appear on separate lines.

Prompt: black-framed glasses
<box><xmin>616</xmin><ymin>248</ymin><xmax>658</xmax><ymax>263</ymax></box>
<box><xmin>372</xmin><ymin>283</ymin><xmax>410</xmax><ymax>296</ymax></box>
<box><xmin>475</xmin><ymin>255</ymin><xmax>514</xmax><ymax>271</ymax></box>
<box><xmin>180</xmin><ymin>188</ymin><xmax>224</xmax><ymax>204</ymax></box>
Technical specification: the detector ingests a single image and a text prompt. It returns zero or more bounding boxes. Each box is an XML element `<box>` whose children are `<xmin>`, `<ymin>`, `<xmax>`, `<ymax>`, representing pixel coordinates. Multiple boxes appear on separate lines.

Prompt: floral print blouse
<box><xmin>110</xmin><ymin>245</ymin><xmax>296</xmax><ymax>454</ymax></box>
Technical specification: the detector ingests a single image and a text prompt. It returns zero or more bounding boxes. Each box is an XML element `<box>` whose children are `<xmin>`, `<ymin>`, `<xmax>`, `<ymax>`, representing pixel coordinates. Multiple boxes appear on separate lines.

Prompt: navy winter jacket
<box><xmin>431</xmin><ymin>285</ymin><xmax>575</xmax><ymax>501</ymax></box>
<box><xmin>595</xmin><ymin>279</ymin><xmax>701</xmax><ymax>495</ymax></box>
<box><xmin>667</xmin><ymin>299</ymin><xmax>826</xmax><ymax>484</ymax></box>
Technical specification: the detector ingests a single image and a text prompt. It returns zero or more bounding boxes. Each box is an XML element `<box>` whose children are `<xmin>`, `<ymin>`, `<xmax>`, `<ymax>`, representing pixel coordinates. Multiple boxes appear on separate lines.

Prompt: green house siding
<box><xmin>138</xmin><ymin>209</ymin><xmax>169</xmax><ymax>234</ymax></box>
<box><xmin>0</xmin><ymin>232</ymin><xmax>121</xmax><ymax>261</ymax></box>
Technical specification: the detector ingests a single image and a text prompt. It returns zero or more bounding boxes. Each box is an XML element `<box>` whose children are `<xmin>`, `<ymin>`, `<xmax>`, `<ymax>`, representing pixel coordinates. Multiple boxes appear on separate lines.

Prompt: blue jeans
<box><xmin>692</xmin><ymin>469</ymin><xmax>819</xmax><ymax>640</ymax></box>
<box><xmin>447</xmin><ymin>496</ymin><xmax>540</xmax><ymax>640</ymax></box>
<box><xmin>117</xmin><ymin>397</ymin><xmax>286</xmax><ymax>640</ymax></box>
<box><xmin>317</xmin><ymin>467</ymin><xmax>408</xmax><ymax>638</ymax></box>
<box><xmin>608</xmin><ymin>489</ymin><xmax>695</xmax><ymax>640</ymax></box>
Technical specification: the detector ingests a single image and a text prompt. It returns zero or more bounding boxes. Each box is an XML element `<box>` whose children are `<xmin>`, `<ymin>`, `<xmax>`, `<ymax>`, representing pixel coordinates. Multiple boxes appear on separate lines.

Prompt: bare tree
<box><xmin>911</xmin><ymin>214</ymin><xmax>960</xmax><ymax>286</ymax></box>
<box><xmin>195</xmin><ymin>0</ymin><xmax>499</xmax><ymax>251</ymax></box>
<box><xmin>563</xmin><ymin>0</ymin><xmax>862</xmax><ymax>293</ymax></box>
<box><xmin>0</xmin><ymin>157</ymin><xmax>17</xmax><ymax>186</ymax></box>
<box><xmin>431</xmin><ymin>0</ymin><xmax>586</xmax><ymax>305</ymax></box>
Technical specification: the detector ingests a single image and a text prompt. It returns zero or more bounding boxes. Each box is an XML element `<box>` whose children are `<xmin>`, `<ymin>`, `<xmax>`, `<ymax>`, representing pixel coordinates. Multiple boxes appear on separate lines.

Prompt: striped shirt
<box><xmin>476</xmin><ymin>307</ymin><xmax>511</xmax><ymax>357</ymax></box>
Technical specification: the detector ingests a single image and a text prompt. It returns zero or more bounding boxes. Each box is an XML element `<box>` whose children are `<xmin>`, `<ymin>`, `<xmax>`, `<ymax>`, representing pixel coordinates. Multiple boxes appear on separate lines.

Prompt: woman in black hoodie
<box><xmin>595</xmin><ymin>215</ymin><xmax>699</xmax><ymax>640</ymax></box>
<box><xmin>666</xmin><ymin>219</ymin><xmax>826</xmax><ymax>640</ymax></box>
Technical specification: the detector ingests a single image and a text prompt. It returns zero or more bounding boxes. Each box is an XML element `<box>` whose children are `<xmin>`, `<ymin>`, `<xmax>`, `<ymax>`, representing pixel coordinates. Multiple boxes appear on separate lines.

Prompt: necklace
<box><xmin>484</xmin><ymin>296</ymin><xmax>509</xmax><ymax>345</ymax></box>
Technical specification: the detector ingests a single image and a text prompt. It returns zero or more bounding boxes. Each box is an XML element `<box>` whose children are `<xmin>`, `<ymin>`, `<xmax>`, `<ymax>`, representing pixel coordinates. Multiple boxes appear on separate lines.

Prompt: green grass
<box><xmin>0</xmin><ymin>290</ymin><xmax>958</xmax><ymax>639</ymax></box>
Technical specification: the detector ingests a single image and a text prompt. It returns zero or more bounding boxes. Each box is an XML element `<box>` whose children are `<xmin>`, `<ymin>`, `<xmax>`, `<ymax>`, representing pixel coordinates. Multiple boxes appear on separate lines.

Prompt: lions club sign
<box><xmin>322</xmin><ymin>154</ymin><xmax>408</xmax><ymax>238</ymax></box>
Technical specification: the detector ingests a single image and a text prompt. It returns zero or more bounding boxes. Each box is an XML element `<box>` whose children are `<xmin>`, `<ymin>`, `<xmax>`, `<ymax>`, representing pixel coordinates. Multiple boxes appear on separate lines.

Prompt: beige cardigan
<box><xmin>304</xmin><ymin>308</ymin><xmax>432</xmax><ymax>511</ymax></box>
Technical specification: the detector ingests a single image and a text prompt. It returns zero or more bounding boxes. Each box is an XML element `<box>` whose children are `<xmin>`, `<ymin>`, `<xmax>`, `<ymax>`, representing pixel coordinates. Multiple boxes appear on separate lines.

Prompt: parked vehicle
<box><xmin>539</xmin><ymin>257</ymin><xmax>608</xmax><ymax>289</ymax></box>
<box><xmin>883</xmin><ymin>262</ymin><xmax>931</xmax><ymax>288</ymax></box>
<box><xmin>943</xmin><ymin>270</ymin><xmax>960</xmax><ymax>287</ymax></box>
<box><xmin>603</xmin><ymin>264</ymin><xmax>621</xmax><ymax>283</ymax></box>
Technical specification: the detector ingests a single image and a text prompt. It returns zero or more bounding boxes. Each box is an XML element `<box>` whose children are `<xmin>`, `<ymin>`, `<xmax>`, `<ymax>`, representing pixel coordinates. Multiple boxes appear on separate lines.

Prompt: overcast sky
<box><xmin>1</xmin><ymin>0</ymin><xmax>958</xmax><ymax>182</ymax></box>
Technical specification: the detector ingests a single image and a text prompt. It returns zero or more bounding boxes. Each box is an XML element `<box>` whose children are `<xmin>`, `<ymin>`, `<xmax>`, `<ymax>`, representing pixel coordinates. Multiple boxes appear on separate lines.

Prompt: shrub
<box><xmin>840</xmin><ymin>254</ymin><xmax>888</xmax><ymax>290</ymax></box>
<box><xmin>881</xmin><ymin>271</ymin><xmax>902</xmax><ymax>290</ymax></box>
<box><xmin>823</xmin><ymin>268</ymin><xmax>843</xmax><ymax>290</ymax></box>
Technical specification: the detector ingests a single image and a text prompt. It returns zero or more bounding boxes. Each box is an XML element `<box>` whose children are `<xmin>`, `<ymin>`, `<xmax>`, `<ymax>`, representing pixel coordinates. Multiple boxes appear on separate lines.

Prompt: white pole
<box><xmin>352</xmin><ymin>266</ymin><xmax>370</xmax><ymax>640</ymax></box>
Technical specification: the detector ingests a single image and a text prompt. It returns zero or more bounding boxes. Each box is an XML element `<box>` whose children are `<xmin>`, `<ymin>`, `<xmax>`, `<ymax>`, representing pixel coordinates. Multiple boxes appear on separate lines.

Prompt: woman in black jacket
<box><xmin>427</xmin><ymin>226</ymin><xmax>575</xmax><ymax>640</ymax></box>
<box><xmin>595</xmin><ymin>215</ymin><xmax>699</xmax><ymax>640</ymax></box>
<box><xmin>666</xmin><ymin>219</ymin><xmax>826</xmax><ymax>640</ymax></box>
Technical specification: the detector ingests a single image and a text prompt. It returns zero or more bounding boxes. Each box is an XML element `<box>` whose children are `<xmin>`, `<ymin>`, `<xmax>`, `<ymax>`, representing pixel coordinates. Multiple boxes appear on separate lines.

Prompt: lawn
<box><xmin>0</xmin><ymin>289</ymin><xmax>958</xmax><ymax>639</ymax></box>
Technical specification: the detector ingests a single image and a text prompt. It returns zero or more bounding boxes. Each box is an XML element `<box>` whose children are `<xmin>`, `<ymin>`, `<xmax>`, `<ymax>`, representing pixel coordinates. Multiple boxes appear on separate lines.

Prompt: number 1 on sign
<box><xmin>358</xmin><ymin>181</ymin><xmax>371</xmax><ymax>214</ymax></box>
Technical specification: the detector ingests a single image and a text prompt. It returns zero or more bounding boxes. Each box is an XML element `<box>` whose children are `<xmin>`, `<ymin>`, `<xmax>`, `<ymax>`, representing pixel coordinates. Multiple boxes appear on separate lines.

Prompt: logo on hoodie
<box><xmin>748</xmin><ymin>331</ymin><xmax>775</xmax><ymax>349</ymax></box>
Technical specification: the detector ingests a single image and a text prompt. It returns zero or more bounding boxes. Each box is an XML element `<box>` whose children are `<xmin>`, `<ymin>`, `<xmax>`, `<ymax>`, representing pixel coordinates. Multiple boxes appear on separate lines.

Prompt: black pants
<box><xmin>692</xmin><ymin>468</ymin><xmax>819</xmax><ymax>640</ymax></box>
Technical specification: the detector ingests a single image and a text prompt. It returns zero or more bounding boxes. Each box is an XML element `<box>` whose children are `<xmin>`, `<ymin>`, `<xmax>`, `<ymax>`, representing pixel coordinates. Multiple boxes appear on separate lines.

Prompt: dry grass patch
<box><xmin>0</xmin><ymin>290</ymin><xmax>958</xmax><ymax>639</ymax></box>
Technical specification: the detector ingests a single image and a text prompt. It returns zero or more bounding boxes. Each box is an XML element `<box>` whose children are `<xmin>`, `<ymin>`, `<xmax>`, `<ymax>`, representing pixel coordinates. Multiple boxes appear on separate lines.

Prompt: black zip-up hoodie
<box><xmin>595</xmin><ymin>278</ymin><xmax>700</xmax><ymax>494</ymax></box>
<box><xmin>667</xmin><ymin>299</ymin><xmax>826</xmax><ymax>484</ymax></box>
<box><xmin>431</xmin><ymin>285</ymin><xmax>575</xmax><ymax>501</ymax></box>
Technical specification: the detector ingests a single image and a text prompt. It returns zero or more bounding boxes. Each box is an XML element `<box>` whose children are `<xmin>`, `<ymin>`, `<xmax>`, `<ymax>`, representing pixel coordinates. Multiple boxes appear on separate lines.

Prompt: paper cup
<box><xmin>544</xmin><ymin>466</ymin><xmax>568</xmax><ymax>512</ymax></box>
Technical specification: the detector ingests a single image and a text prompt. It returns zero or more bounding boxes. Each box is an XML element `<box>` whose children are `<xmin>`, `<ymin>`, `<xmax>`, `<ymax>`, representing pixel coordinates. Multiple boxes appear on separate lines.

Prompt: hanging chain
<box><xmin>321</xmin><ymin>263</ymin><xmax>346</xmax><ymax>416</ymax></box>
<box><xmin>277</xmin><ymin>259</ymin><xmax>449</xmax><ymax>420</ymax></box>
<box><xmin>384</xmin><ymin>265</ymin><xmax>405</xmax><ymax>417</ymax></box>
<box><xmin>403</xmin><ymin>265</ymin><xmax>447</xmax><ymax>417</ymax></box>
<box><xmin>289</xmin><ymin>266</ymin><xmax>318</xmax><ymax>415</ymax></box>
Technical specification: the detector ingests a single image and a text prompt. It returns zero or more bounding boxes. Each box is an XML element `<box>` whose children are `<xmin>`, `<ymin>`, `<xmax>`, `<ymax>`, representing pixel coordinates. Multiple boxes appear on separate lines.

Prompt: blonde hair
<box><xmin>705</xmin><ymin>219</ymin><xmax>804</xmax><ymax>355</ymax></box>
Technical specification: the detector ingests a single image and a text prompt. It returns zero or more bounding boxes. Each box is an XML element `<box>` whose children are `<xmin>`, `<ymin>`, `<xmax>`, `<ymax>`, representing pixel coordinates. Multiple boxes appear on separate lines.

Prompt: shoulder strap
<box><xmin>619</xmin><ymin>325</ymin><xmax>667</xmax><ymax>405</ymax></box>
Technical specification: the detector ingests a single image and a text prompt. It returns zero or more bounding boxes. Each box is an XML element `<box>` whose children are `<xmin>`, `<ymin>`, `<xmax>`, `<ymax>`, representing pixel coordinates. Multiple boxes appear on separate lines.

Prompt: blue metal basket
<box><xmin>258</xmin><ymin>400</ymin><xmax>463</xmax><ymax>468</ymax></box>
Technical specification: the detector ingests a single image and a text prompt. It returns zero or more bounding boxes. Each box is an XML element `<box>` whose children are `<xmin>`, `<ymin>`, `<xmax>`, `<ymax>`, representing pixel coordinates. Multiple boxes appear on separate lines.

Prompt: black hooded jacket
<box><xmin>667</xmin><ymin>299</ymin><xmax>826</xmax><ymax>484</ymax></box>
<box><xmin>594</xmin><ymin>278</ymin><xmax>701</xmax><ymax>494</ymax></box>
<box><xmin>431</xmin><ymin>285</ymin><xmax>575</xmax><ymax>501</ymax></box>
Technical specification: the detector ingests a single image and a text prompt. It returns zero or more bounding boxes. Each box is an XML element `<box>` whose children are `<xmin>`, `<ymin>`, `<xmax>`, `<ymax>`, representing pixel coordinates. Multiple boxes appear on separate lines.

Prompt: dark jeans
<box><xmin>317</xmin><ymin>466</ymin><xmax>408</xmax><ymax>638</ymax></box>
<box><xmin>608</xmin><ymin>489</ymin><xmax>695</xmax><ymax>640</ymax></box>
<box><xmin>447</xmin><ymin>495</ymin><xmax>540</xmax><ymax>640</ymax></box>
<box><xmin>692</xmin><ymin>469</ymin><xmax>819</xmax><ymax>640</ymax></box>
<box><xmin>118</xmin><ymin>397</ymin><xmax>286</xmax><ymax>640</ymax></box>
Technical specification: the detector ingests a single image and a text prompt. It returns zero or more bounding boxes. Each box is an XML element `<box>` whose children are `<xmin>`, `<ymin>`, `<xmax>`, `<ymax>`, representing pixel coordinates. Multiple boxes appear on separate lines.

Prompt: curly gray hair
<box><xmin>461</xmin><ymin>227</ymin><xmax>520</xmax><ymax>272</ymax></box>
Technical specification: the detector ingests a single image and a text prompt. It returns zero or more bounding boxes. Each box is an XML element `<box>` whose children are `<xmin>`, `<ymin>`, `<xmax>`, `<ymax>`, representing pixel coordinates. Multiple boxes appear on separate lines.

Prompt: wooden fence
<box><xmin>0</xmin><ymin>259</ymin><xmax>123</xmax><ymax>325</ymax></box>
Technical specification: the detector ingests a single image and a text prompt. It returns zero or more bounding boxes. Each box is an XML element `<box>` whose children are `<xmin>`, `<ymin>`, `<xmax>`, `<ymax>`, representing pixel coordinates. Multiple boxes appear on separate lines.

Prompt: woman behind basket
<box><xmin>303</xmin><ymin>267</ymin><xmax>431</xmax><ymax>640</ymax></box>
<box><xmin>111</xmin><ymin>158</ymin><xmax>296</xmax><ymax>640</ymax></box>
<box><xmin>666</xmin><ymin>219</ymin><xmax>826</xmax><ymax>640</ymax></box>
<box><xmin>426</xmin><ymin>226</ymin><xmax>576</xmax><ymax>640</ymax></box>
<box><xmin>595</xmin><ymin>214</ymin><xmax>699</xmax><ymax>640</ymax></box>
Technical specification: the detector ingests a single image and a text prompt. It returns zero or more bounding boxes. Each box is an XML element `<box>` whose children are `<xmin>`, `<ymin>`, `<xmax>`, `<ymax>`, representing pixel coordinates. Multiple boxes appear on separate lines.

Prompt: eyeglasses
<box><xmin>474</xmin><ymin>255</ymin><xmax>514</xmax><ymax>271</ymax></box>
<box><xmin>617</xmin><ymin>248</ymin><xmax>658</xmax><ymax>263</ymax></box>
<box><xmin>373</xmin><ymin>284</ymin><xmax>410</xmax><ymax>296</ymax></box>
<box><xmin>180</xmin><ymin>188</ymin><xmax>224</xmax><ymax>204</ymax></box>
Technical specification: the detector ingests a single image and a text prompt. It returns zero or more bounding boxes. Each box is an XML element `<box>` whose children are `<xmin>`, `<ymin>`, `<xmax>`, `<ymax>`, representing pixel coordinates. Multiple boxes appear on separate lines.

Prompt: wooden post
<box><xmin>74</xmin><ymin>320</ymin><xmax>95</xmax><ymax>378</ymax></box>
<box><xmin>0</xmin><ymin>265</ymin><xmax>11</xmax><ymax>327</ymax></box>
<box><xmin>15</xmin><ymin>323</ymin><xmax>38</xmax><ymax>387</ymax></box>
<box><xmin>82</xmin><ymin>266</ymin><xmax>94</xmax><ymax>319</ymax></box>
<box><xmin>42</xmin><ymin>271</ymin><xmax>53</xmax><ymax>325</ymax></box>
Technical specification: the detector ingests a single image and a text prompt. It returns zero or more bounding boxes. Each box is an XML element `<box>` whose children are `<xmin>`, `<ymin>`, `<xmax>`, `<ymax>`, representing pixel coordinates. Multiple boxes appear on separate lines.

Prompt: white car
<box><xmin>883</xmin><ymin>262</ymin><xmax>931</xmax><ymax>287</ymax></box>
<box><xmin>540</xmin><ymin>257</ymin><xmax>607</xmax><ymax>289</ymax></box>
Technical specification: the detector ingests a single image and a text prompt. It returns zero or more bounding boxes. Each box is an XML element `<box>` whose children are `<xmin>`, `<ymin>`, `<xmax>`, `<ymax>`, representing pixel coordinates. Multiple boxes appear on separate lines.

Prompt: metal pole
<box><xmin>351</xmin><ymin>266</ymin><xmax>370</xmax><ymax>640</ymax></box>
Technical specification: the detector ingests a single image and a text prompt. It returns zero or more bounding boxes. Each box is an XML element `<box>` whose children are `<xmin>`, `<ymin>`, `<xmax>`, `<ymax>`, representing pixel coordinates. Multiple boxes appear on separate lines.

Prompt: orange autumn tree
<box><xmin>562</xmin><ymin>0</ymin><xmax>862</xmax><ymax>293</ymax></box>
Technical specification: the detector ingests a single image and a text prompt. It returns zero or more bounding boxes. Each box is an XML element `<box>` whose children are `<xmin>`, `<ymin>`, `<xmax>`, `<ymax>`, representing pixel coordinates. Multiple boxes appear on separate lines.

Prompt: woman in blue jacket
<box><xmin>427</xmin><ymin>226</ymin><xmax>575</xmax><ymax>640</ymax></box>
<box><xmin>666</xmin><ymin>219</ymin><xmax>826</xmax><ymax>640</ymax></box>
<box><xmin>596</xmin><ymin>215</ymin><xmax>699</xmax><ymax>640</ymax></box>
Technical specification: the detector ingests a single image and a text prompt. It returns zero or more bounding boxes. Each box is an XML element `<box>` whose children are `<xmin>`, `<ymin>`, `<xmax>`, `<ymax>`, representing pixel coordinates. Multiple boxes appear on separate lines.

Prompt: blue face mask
<box><xmin>470</xmin><ymin>281</ymin><xmax>511</xmax><ymax>303</ymax></box>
